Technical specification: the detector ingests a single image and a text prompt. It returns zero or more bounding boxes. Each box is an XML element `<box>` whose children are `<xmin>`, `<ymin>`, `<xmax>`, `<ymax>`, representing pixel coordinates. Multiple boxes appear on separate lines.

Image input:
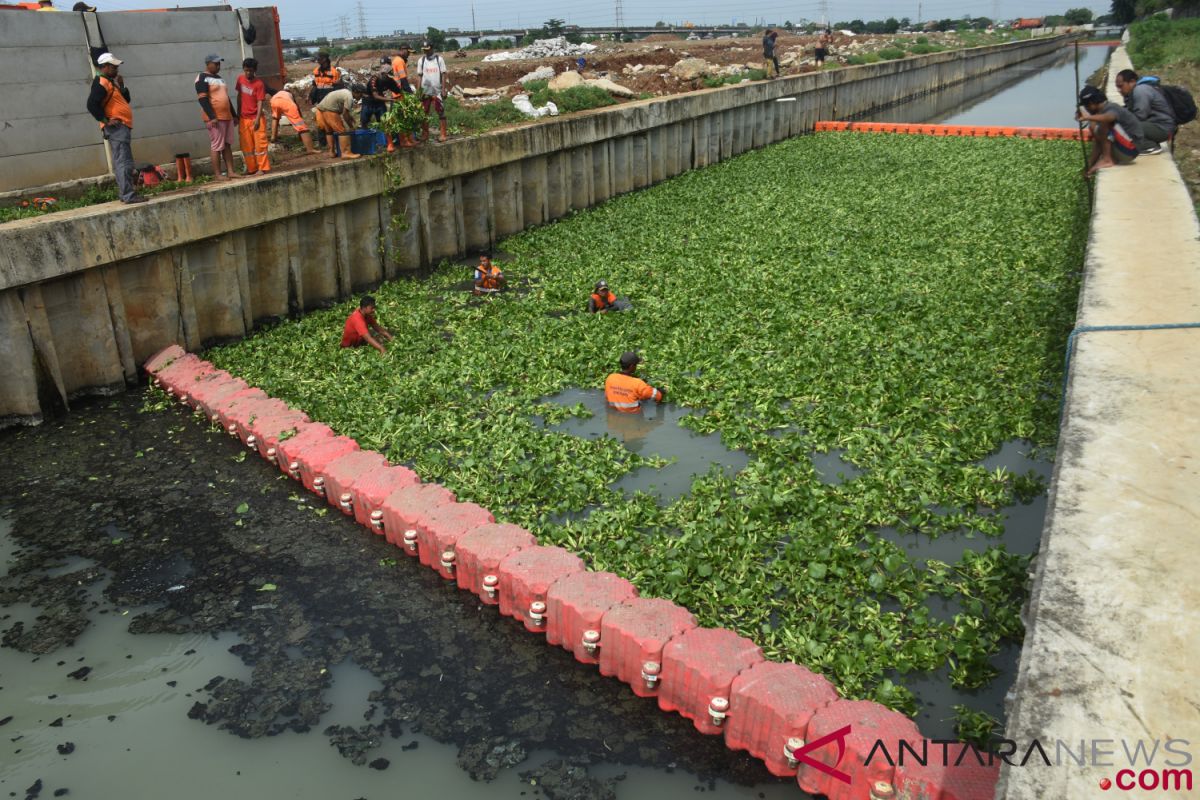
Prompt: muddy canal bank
<box><xmin>0</xmin><ymin>391</ymin><xmax>798</xmax><ymax>799</ymax></box>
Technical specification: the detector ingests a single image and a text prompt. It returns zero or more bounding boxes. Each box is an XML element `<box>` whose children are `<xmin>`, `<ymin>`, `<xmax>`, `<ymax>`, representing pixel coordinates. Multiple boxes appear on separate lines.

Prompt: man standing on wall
<box><xmin>763</xmin><ymin>29</ymin><xmax>780</xmax><ymax>79</ymax></box>
<box><xmin>86</xmin><ymin>52</ymin><xmax>146</xmax><ymax>204</ymax></box>
<box><xmin>815</xmin><ymin>29</ymin><xmax>831</xmax><ymax>68</ymax></box>
<box><xmin>310</xmin><ymin>52</ymin><xmax>341</xmax><ymax>147</ymax></box>
<box><xmin>314</xmin><ymin>84</ymin><xmax>363</xmax><ymax>160</ymax></box>
<box><xmin>269</xmin><ymin>87</ymin><xmax>318</xmax><ymax>153</ymax></box>
<box><xmin>416</xmin><ymin>41</ymin><xmax>450</xmax><ymax>143</ymax></box>
<box><xmin>196</xmin><ymin>54</ymin><xmax>239</xmax><ymax>181</ymax></box>
<box><xmin>234</xmin><ymin>57</ymin><xmax>271</xmax><ymax>175</ymax></box>
<box><xmin>1114</xmin><ymin>69</ymin><xmax>1173</xmax><ymax>153</ymax></box>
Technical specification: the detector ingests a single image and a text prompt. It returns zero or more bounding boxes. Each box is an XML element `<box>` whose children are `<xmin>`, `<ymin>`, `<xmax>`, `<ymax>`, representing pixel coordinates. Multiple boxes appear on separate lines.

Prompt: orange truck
<box><xmin>1014</xmin><ymin>18</ymin><xmax>1044</xmax><ymax>29</ymax></box>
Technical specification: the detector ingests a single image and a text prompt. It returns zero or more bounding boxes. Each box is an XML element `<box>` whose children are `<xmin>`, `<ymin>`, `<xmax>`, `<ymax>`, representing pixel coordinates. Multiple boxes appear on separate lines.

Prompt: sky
<box><xmin>94</xmin><ymin>0</ymin><xmax>1107</xmax><ymax>41</ymax></box>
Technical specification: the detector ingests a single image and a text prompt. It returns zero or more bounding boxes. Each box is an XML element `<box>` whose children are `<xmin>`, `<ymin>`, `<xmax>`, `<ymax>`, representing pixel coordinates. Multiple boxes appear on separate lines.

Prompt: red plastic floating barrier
<box><xmin>274</xmin><ymin>422</ymin><xmax>334</xmax><ymax>479</ymax></box>
<box><xmin>154</xmin><ymin>353</ymin><xmax>214</xmax><ymax>399</ymax></box>
<box><xmin>209</xmin><ymin>387</ymin><xmax>268</xmax><ymax>430</ymax></box>
<box><xmin>496</xmin><ymin>545</ymin><xmax>585</xmax><ymax>633</ymax></box>
<box><xmin>227</xmin><ymin>396</ymin><xmax>290</xmax><ymax>444</ymax></box>
<box><xmin>187</xmin><ymin>372</ymin><xmax>246</xmax><ymax>417</ymax></box>
<box><xmin>291</xmin><ymin>435</ymin><xmax>359</xmax><ymax>495</ymax></box>
<box><xmin>455</xmin><ymin>523</ymin><xmax>537</xmax><ymax>602</ymax></box>
<box><xmin>416</xmin><ymin>501</ymin><xmax>495</xmax><ymax>578</ymax></box>
<box><xmin>320</xmin><ymin>450</ymin><xmax>390</xmax><ymax>516</ymax></box>
<box><xmin>245</xmin><ymin>408</ymin><xmax>309</xmax><ymax>461</ymax></box>
<box><xmin>796</xmin><ymin>699</ymin><xmax>922</xmax><ymax>800</ymax></box>
<box><xmin>144</xmin><ymin>345</ymin><xmax>186</xmax><ymax>375</ymax></box>
<box><xmin>599</xmin><ymin>598</ymin><xmax>698</xmax><ymax>697</ymax></box>
<box><xmin>724</xmin><ymin>661</ymin><xmax>839</xmax><ymax>777</ymax></box>
<box><xmin>349</xmin><ymin>464</ymin><xmax>420</xmax><ymax>531</ymax></box>
<box><xmin>894</xmin><ymin>756</ymin><xmax>1001</xmax><ymax>800</ymax></box>
<box><xmin>658</xmin><ymin>627</ymin><xmax>765</xmax><ymax>735</ymax></box>
<box><xmin>545</xmin><ymin>571</ymin><xmax>638</xmax><ymax>664</ymax></box>
<box><xmin>379</xmin><ymin>482</ymin><xmax>456</xmax><ymax>551</ymax></box>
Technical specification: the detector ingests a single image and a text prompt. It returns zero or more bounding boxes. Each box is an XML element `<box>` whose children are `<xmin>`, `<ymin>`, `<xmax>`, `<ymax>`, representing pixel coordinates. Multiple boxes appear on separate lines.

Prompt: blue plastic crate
<box><xmin>350</xmin><ymin>129</ymin><xmax>387</xmax><ymax>155</ymax></box>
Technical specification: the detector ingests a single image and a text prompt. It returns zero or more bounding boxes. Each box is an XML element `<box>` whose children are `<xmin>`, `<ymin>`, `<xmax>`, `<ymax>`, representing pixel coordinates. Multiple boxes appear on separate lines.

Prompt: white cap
<box><xmin>97</xmin><ymin>53</ymin><xmax>123</xmax><ymax>66</ymax></box>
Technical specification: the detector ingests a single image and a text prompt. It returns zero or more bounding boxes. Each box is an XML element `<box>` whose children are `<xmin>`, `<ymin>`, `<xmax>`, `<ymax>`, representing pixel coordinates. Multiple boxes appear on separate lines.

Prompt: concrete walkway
<box><xmin>999</xmin><ymin>47</ymin><xmax>1200</xmax><ymax>799</ymax></box>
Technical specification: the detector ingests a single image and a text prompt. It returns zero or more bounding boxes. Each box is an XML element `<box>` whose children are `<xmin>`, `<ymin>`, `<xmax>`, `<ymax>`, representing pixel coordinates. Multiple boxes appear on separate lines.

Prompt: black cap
<box><xmin>1079</xmin><ymin>85</ymin><xmax>1105</xmax><ymax>105</ymax></box>
<box><xmin>619</xmin><ymin>351</ymin><xmax>640</xmax><ymax>368</ymax></box>
<box><xmin>595</xmin><ymin>280</ymin><xmax>607</xmax><ymax>290</ymax></box>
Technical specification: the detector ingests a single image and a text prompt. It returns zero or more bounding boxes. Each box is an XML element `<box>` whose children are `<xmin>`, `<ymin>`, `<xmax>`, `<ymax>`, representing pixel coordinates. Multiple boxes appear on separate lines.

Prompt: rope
<box><xmin>1059</xmin><ymin>322</ymin><xmax>1200</xmax><ymax>420</ymax></box>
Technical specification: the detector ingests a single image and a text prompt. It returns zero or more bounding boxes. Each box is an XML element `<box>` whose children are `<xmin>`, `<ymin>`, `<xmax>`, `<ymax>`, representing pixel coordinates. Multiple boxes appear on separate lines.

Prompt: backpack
<box><xmin>1138</xmin><ymin>76</ymin><xmax>1197</xmax><ymax>125</ymax></box>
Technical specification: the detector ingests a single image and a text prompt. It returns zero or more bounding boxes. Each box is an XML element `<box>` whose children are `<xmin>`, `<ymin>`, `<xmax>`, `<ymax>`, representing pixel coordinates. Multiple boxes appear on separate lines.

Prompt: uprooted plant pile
<box><xmin>206</xmin><ymin>132</ymin><xmax>1088</xmax><ymax>738</ymax></box>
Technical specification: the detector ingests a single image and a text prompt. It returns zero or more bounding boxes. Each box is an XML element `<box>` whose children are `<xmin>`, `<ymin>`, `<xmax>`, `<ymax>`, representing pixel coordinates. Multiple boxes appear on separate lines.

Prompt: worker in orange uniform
<box><xmin>473</xmin><ymin>255</ymin><xmax>505</xmax><ymax>295</ymax></box>
<box><xmin>341</xmin><ymin>295</ymin><xmax>393</xmax><ymax>354</ymax></box>
<box><xmin>314</xmin><ymin>85</ymin><xmax>364</xmax><ymax>159</ymax></box>
<box><xmin>86</xmin><ymin>52</ymin><xmax>145</xmax><ymax>204</ymax></box>
<box><xmin>390</xmin><ymin>44</ymin><xmax>417</xmax><ymax>148</ymax></box>
<box><xmin>196</xmin><ymin>54</ymin><xmax>239</xmax><ymax>181</ymax></box>
<box><xmin>269</xmin><ymin>88</ymin><xmax>318</xmax><ymax>153</ymax></box>
<box><xmin>605</xmin><ymin>352</ymin><xmax>665</xmax><ymax>413</ymax></box>
<box><xmin>310</xmin><ymin>52</ymin><xmax>341</xmax><ymax>147</ymax></box>
<box><xmin>234</xmin><ymin>57</ymin><xmax>270</xmax><ymax>175</ymax></box>
<box><xmin>588</xmin><ymin>280</ymin><xmax>631</xmax><ymax>313</ymax></box>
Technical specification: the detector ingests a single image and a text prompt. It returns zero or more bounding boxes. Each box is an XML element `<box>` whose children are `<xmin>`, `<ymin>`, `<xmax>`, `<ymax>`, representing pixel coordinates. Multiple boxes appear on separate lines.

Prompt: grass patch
<box><xmin>702</xmin><ymin>68</ymin><xmax>768</xmax><ymax>88</ymax></box>
<box><xmin>0</xmin><ymin>176</ymin><xmax>211</xmax><ymax>224</ymax></box>
<box><xmin>878</xmin><ymin>47</ymin><xmax>907</xmax><ymax>60</ymax></box>
<box><xmin>445</xmin><ymin>81</ymin><xmax>618</xmax><ymax>136</ymax></box>
<box><xmin>1128</xmin><ymin>15</ymin><xmax>1200</xmax><ymax>69</ymax></box>
<box><xmin>207</xmin><ymin>133</ymin><xmax>1088</xmax><ymax>719</ymax></box>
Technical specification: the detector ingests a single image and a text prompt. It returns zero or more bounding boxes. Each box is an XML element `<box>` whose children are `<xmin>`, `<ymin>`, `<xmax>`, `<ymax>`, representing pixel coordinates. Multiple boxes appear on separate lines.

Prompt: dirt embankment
<box><xmin>0</xmin><ymin>391</ymin><xmax>786</xmax><ymax>796</ymax></box>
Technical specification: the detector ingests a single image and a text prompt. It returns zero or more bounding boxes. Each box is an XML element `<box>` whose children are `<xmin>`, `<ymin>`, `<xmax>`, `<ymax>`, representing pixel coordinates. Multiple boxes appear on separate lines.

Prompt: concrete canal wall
<box><xmin>998</xmin><ymin>45</ymin><xmax>1200</xmax><ymax>799</ymax></box>
<box><xmin>0</xmin><ymin>35</ymin><xmax>1064</xmax><ymax>424</ymax></box>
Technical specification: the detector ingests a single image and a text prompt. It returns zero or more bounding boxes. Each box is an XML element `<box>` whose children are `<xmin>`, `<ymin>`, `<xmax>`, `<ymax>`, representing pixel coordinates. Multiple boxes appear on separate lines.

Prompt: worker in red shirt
<box><xmin>341</xmin><ymin>295</ymin><xmax>393</xmax><ymax>354</ymax></box>
<box><xmin>234</xmin><ymin>57</ymin><xmax>270</xmax><ymax>175</ymax></box>
<box><xmin>604</xmin><ymin>352</ymin><xmax>665</xmax><ymax>413</ymax></box>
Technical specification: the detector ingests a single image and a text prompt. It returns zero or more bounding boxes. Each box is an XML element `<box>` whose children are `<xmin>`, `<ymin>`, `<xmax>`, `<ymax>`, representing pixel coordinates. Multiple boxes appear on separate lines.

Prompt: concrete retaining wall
<box><xmin>0</xmin><ymin>35</ymin><xmax>1065</xmax><ymax>424</ymax></box>
<box><xmin>0</xmin><ymin>7</ymin><xmax>282</xmax><ymax>193</ymax></box>
<box><xmin>997</xmin><ymin>45</ymin><xmax>1200</xmax><ymax>799</ymax></box>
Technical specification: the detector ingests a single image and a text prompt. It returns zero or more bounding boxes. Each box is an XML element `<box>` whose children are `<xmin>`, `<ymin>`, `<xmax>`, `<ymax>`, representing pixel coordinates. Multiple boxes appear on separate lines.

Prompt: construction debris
<box><xmin>483</xmin><ymin>36</ymin><xmax>598</xmax><ymax>63</ymax></box>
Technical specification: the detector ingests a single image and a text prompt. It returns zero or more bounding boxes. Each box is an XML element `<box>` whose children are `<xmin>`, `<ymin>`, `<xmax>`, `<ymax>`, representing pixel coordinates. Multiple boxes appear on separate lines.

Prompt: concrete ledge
<box><xmin>999</xmin><ymin>45</ymin><xmax>1200</xmax><ymax>799</ymax></box>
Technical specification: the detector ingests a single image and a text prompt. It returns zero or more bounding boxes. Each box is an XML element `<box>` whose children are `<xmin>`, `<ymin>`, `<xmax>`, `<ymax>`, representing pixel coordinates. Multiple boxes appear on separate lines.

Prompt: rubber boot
<box><xmin>400</xmin><ymin>133</ymin><xmax>416</xmax><ymax>148</ymax></box>
<box><xmin>338</xmin><ymin>134</ymin><xmax>361</xmax><ymax>159</ymax></box>
<box><xmin>386</xmin><ymin>135</ymin><xmax>396</xmax><ymax>153</ymax></box>
<box><xmin>438</xmin><ymin>119</ymin><xmax>448</xmax><ymax>143</ymax></box>
<box><xmin>327</xmin><ymin>133</ymin><xmax>338</xmax><ymax>158</ymax></box>
<box><xmin>299</xmin><ymin>132</ymin><xmax>318</xmax><ymax>154</ymax></box>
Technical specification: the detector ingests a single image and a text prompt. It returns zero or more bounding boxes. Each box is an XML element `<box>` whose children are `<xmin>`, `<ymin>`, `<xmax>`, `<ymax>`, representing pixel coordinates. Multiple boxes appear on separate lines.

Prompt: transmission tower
<box><xmin>614</xmin><ymin>0</ymin><xmax>624</xmax><ymax>29</ymax></box>
<box><xmin>356</xmin><ymin>0</ymin><xmax>366</xmax><ymax>38</ymax></box>
<box><xmin>818</xmin><ymin>0</ymin><xmax>829</xmax><ymax>26</ymax></box>
<box><xmin>338</xmin><ymin>14</ymin><xmax>350</xmax><ymax>39</ymax></box>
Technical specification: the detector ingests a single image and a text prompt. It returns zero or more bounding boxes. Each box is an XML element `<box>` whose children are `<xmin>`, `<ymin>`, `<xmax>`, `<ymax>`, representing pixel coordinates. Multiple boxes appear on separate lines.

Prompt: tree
<box><xmin>899</xmin><ymin>16</ymin><xmax>911</xmax><ymax>28</ymax></box>
<box><xmin>1064</xmin><ymin>7</ymin><xmax>1094</xmax><ymax>24</ymax></box>
<box><xmin>424</xmin><ymin>26</ymin><xmax>448</xmax><ymax>51</ymax></box>
<box><xmin>655</xmin><ymin>20</ymin><xmax>668</xmax><ymax>28</ymax></box>
<box><xmin>1111</xmin><ymin>0</ymin><xmax>1136</xmax><ymax>24</ymax></box>
<box><xmin>542</xmin><ymin>18</ymin><xmax>567</xmax><ymax>36</ymax></box>
<box><xmin>849</xmin><ymin>18</ymin><xmax>866</xmax><ymax>32</ymax></box>
<box><xmin>783</xmin><ymin>20</ymin><xmax>794</xmax><ymax>29</ymax></box>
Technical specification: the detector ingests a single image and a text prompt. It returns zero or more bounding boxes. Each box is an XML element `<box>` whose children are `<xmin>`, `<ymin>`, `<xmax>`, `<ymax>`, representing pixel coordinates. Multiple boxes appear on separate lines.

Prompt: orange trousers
<box><xmin>238</xmin><ymin>117</ymin><xmax>271</xmax><ymax>174</ymax></box>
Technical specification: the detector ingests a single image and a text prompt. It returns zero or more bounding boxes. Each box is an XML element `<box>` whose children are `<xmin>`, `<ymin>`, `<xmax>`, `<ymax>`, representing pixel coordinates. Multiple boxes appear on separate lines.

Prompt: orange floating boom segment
<box><xmin>814</xmin><ymin>121</ymin><xmax>1091</xmax><ymax>140</ymax></box>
